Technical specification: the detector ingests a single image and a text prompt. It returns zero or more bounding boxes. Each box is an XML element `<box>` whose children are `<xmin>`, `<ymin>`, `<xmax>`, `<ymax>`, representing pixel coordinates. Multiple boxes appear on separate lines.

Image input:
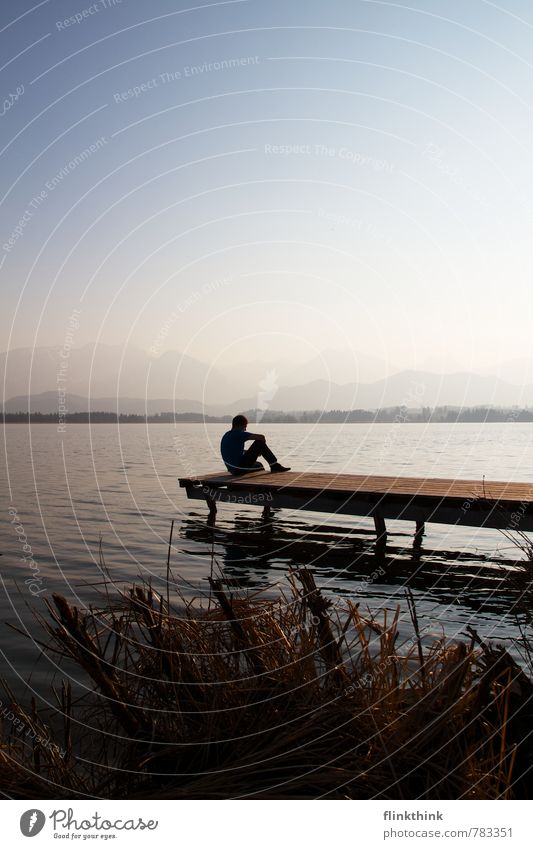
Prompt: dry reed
<box><xmin>1</xmin><ymin>567</ymin><xmax>531</xmax><ymax>799</ymax></box>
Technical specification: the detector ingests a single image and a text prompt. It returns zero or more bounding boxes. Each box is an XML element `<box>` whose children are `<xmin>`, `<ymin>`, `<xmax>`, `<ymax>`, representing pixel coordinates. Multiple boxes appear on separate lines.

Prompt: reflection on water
<box><xmin>179</xmin><ymin>507</ymin><xmax>531</xmax><ymax>651</ymax></box>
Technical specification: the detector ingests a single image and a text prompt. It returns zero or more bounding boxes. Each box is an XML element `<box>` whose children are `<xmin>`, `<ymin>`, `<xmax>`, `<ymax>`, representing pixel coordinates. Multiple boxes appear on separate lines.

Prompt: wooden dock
<box><xmin>178</xmin><ymin>469</ymin><xmax>533</xmax><ymax>544</ymax></box>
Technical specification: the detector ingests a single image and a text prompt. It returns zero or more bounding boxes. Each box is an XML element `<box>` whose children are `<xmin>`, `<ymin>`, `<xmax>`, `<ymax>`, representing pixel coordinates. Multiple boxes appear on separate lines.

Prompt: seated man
<box><xmin>220</xmin><ymin>414</ymin><xmax>291</xmax><ymax>475</ymax></box>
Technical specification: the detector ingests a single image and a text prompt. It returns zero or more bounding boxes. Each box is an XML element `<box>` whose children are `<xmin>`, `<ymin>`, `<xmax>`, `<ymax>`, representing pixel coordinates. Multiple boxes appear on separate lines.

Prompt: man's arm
<box><xmin>244</xmin><ymin>432</ymin><xmax>265</xmax><ymax>441</ymax></box>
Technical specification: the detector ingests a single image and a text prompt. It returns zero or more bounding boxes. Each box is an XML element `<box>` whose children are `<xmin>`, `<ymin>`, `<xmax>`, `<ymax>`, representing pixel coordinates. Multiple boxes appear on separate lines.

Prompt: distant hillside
<box><xmin>3</xmin><ymin>369</ymin><xmax>533</xmax><ymax>417</ymax></box>
<box><xmin>3</xmin><ymin>344</ymin><xmax>533</xmax><ymax>412</ymax></box>
<box><xmin>0</xmin><ymin>344</ymin><xmax>233</xmax><ymax>403</ymax></box>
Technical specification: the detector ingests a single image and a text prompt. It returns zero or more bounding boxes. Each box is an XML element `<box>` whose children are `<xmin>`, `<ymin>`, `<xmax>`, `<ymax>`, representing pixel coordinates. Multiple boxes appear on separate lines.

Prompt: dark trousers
<box><xmin>232</xmin><ymin>440</ymin><xmax>277</xmax><ymax>475</ymax></box>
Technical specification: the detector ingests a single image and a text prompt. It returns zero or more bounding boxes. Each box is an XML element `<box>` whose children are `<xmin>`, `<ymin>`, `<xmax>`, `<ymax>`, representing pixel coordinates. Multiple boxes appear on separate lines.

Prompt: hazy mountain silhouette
<box><xmin>284</xmin><ymin>348</ymin><xmax>390</xmax><ymax>385</ymax></box>
<box><xmin>230</xmin><ymin>370</ymin><xmax>532</xmax><ymax>412</ymax></box>
<box><xmin>2</xmin><ymin>345</ymin><xmax>533</xmax><ymax>413</ymax></box>
<box><xmin>3</xmin><ymin>374</ymin><xmax>532</xmax><ymax>416</ymax></box>
<box><xmin>0</xmin><ymin>344</ymin><xmax>233</xmax><ymax>403</ymax></box>
<box><xmin>479</xmin><ymin>357</ymin><xmax>533</xmax><ymax>388</ymax></box>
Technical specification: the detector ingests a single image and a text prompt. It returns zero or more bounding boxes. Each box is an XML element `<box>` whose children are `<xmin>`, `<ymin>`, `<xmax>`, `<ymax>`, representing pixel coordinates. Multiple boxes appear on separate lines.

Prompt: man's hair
<box><xmin>232</xmin><ymin>414</ymin><xmax>248</xmax><ymax>429</ymax></box>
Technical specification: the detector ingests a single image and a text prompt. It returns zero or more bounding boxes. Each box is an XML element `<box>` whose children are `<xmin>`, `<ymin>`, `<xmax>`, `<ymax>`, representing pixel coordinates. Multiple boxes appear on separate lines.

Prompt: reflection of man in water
<box><xmin>220</xmin><ymin>414</ymin><xmax>291</xmax><ymax>475</ymax></box>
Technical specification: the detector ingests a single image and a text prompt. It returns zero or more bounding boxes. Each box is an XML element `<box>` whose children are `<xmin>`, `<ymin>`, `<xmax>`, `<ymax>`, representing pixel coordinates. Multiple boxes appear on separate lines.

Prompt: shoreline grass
<box><xmin>1</xmin><ymin>567</ymin><xmax>532</xmax><ymax>799</ymax></box>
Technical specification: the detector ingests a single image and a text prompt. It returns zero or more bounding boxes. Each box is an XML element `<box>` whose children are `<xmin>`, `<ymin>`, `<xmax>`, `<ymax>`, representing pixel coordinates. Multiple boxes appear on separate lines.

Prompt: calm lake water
<box><xmin>1</xmin><ymin>422</ymin><xmax>533</xmax><ymax>698</ymax></box>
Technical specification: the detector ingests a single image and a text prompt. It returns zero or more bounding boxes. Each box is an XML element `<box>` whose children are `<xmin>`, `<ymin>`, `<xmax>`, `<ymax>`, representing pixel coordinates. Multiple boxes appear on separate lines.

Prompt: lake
<box><xmin>1</xmin><ymin>422</ymin><xmax>532</xmax><ymax>698</ymax></box>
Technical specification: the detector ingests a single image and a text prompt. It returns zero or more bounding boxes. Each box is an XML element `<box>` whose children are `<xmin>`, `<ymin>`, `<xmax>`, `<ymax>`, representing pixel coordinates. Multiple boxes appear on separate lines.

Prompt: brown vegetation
<box><xmin>1</xmin><ymin>568</ymin><xmax>531</xmax><ymax>799</ymax></box>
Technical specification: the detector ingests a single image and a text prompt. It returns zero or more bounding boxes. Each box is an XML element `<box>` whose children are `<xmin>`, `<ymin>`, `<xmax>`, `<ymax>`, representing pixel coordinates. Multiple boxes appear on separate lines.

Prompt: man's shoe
<box><xmin>270</xmin><ymin>463</ymin><xmax>291</xmax><ymax>473</ymax></box>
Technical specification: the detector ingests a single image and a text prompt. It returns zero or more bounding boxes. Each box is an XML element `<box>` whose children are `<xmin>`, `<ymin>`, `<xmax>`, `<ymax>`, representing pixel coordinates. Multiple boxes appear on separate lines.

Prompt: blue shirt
<box><xmin>220</xmin><ymin>429</ymin><xmax>254</xmax><ymax>472</ymax></box>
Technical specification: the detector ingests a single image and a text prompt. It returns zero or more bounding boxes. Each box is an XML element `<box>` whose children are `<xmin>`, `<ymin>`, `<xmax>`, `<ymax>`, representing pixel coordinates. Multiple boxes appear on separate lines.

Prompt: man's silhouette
<box><xmin>220</xmin><ymin>414</ymin><xmax>291</xmax><ymax>475</ymax></box>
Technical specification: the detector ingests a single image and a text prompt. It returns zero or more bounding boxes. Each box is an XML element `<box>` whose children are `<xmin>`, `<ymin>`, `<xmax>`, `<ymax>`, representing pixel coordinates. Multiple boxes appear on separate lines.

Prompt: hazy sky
<box><xmin>2</xmin><ymin>0</ymin><xmax>533</xmax><ymax>374</ymax></box>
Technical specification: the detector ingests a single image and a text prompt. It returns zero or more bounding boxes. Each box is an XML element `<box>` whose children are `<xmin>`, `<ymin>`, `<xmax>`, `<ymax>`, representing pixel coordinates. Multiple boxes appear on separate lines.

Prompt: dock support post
<box><xmin>373</xmin><ymin>510</ymin><xmax>387</xmax><ymax>554</ymax></box>
<box><xmin>414</xmin><ymin>520</ymin><xmax>425</xmax><ymax>547</ymax></box>
<box><xmin>205</xmin><ymin>494</ymin><xmax>217</xmax><ymax>525</ymax></box>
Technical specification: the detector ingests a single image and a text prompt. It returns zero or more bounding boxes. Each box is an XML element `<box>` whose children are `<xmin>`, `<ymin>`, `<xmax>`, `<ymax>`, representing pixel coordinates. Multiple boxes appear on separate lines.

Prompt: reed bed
<box><xmin>1</xmin><ymin>567</ymin><xmax>531</xmax><ymax>799</ymax></box>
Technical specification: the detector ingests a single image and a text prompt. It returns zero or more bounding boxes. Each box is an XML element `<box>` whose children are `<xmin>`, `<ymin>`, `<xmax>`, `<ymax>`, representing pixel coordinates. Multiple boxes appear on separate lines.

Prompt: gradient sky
<box><xmin>2</xmin><ymin>0</ymin><xmax>533</xmax><ymax>375</ymax></box>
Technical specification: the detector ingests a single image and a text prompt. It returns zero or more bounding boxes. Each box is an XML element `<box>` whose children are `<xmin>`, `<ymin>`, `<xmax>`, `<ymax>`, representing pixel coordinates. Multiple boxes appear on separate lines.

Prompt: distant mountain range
<box><xmin>2</xmin><ymin>344</ymin><xmax>533</xmax><ymax>414</ymax></box>
<box><xmin>0</xmin><ymin>344</ymin><xmax>233</xmax><ymax>403</ymax></box>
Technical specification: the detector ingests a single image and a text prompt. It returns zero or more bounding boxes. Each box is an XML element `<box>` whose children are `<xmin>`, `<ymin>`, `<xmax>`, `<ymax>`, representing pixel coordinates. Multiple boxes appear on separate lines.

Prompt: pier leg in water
<box><xmin>373</xmin><ymin>510</ymin><xmax>387</xmax><ymax>557</ymax></box>
<box><xmin>414</xmin><ymin>520</ymin><xmax>425</xmax><ymax>549</ymax></box>
<box><xmin>205</xmin><ymin>494</ymin><xmax>217</xmax><ymax>526</ymax></box>
<box><xmin>259</xmin><ymin>504</ymin><xmax>274</xmax><ymax>539</ymax></box>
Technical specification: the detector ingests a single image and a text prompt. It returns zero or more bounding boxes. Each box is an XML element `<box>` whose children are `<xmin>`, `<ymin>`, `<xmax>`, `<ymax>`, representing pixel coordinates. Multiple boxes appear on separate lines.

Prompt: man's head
<box><xmin>232</xmin><ymin>414</ymin><xmax>248</xmax><ymax>430</ymax></box>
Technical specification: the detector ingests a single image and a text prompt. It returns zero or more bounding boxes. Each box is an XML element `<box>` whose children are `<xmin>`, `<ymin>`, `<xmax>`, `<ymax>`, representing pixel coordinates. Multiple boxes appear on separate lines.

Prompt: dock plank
<box><xmin>178</xmin><ymin>470</ymin><xmax>533</xmax><ymax>533</ymax></box>
<box><xmin>181</xmin><ymin>470</ymin><xmax>533</xmax><ymax>501</ymax></box>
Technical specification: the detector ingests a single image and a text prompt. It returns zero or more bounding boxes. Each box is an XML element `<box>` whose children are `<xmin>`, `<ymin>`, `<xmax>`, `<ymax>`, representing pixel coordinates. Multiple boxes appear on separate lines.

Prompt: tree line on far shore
<box><xmin>2</xmin><ymin>406</ymin><xmax>533</xmax><ymax>424</ymax></box>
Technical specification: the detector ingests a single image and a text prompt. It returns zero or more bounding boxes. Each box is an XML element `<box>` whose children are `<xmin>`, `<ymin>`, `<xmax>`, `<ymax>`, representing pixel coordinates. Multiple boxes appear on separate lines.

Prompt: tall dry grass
<box><xmin>1</xmin><ymin>567</ymin><xmax>531</xmax><ymax>799</ymax></box>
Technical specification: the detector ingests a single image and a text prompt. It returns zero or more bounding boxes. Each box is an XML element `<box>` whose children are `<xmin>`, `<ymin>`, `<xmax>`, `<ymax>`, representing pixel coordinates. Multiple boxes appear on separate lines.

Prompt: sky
<box><xmin>2</xmin><ymin>0</ymin><xmax>533</xmax><ymax>378</ymax></box>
